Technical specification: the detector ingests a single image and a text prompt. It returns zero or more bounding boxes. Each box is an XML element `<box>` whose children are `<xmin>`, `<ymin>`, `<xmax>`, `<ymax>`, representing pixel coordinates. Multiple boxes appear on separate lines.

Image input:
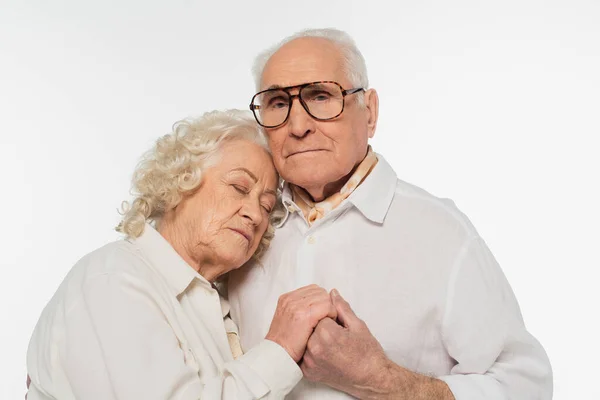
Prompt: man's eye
<box><xmin>261</xmin><ymin>204</ymin><xmax>273</xmax><ymax>213</ymax></box>
<box><xmin>267</xmin><ymin>97</ymin><xmax>288</xmax><ymax>109</ymax></box>
<box><xmin>306</xmin><ymin>90</ymin><xmax>332</xmax><ymax>102</ymax></box>
<box><xmin>313</xmin><ymin>93</ymin><xmax>331</xmax><ymax>101</ymax></box>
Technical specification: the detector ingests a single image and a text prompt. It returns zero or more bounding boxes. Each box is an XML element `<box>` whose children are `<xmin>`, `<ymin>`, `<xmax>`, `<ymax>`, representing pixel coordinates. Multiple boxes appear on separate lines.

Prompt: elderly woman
<box><xmin>26</xmin><ymin>110</ymin><xmax>337</xmax><ymax>399</ymax></box>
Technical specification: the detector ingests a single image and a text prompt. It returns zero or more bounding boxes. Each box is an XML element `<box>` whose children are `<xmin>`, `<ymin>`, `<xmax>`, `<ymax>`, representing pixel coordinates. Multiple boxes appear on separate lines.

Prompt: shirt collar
<box><xmin>279</xmin><ymin>152</ymin><xmax>397</xmax><ymax>225</ymax></box>
<box><xmin>130</xmin><ymin>223</ymin><xmax>213</xmax><ymax>296</ymax></box>
<box><xmin>347</xmin><ymin>153</ymin><xmax>397</xmax><ymax>223</ymax></box>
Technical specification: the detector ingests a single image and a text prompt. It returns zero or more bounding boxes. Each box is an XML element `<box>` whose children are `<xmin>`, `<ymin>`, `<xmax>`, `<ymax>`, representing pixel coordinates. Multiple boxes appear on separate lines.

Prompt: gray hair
<box><xmin>252</xmin><ymin>28</ymin><xmax>369</xmax><ymax>93</ymax></box>
<box><xmin>117</xmin><ymin>109</ymin><xmax>283</xmax><ymax>259</ymax></box>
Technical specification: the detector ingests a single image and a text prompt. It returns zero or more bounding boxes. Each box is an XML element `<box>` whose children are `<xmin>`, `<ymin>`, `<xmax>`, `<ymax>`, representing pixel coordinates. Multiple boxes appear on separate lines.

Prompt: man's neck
<box><xmin>300</xmin><ymin>170</ymin><xmax>354</xmax><ymax>202</ymax></box>
<box><xmin>293</xmin><ymin>147</ymin><xmax>374</xmax><ymax>202</ymax></box>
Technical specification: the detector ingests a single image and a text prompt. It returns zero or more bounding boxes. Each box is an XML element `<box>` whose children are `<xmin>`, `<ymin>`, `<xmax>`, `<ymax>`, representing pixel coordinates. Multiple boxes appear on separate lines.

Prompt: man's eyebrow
<box><xmin>266</xmin><ymin>84</ymin><xmax>283</xmax><ymax>90</ymax></box>
<box><xmin>264</xmin><ymin>188</ymin><xmax>277</xmax><ymax>197</ymax></box>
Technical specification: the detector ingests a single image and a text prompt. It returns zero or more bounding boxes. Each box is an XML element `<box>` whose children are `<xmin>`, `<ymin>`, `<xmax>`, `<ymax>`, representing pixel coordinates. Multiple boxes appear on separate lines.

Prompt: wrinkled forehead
<box><xmin>260</xmin><ymin>38</ymin><xmax>348</xmax><ymax>90</ymax></box>
<box><xmin>215</xmin><ymin>139</ymin><xmax>275</xmax><ymax>174</ymax></box>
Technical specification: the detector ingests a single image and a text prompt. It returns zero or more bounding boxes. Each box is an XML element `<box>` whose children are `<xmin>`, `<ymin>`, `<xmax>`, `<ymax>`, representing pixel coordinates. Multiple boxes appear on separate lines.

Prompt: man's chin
<box><xmin>283</xmin><ymin>172</ymin><xmax>328</xmax><ymax>189</ymax></box>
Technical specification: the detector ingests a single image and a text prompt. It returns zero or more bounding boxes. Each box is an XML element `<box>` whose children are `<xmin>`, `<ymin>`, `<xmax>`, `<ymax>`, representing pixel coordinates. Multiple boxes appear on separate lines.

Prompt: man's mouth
<box><xmin>287</xmin><ymin>149</ymin><xmax>326</xmax><ymax>157</ymax></box>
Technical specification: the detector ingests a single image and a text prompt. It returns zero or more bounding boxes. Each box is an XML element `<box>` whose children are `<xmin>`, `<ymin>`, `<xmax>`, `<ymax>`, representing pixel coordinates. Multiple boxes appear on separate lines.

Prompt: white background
<box><xmin>1</xmin><ymin>0</ymin><xmax>598</xmax><ymax>398</ymax></box>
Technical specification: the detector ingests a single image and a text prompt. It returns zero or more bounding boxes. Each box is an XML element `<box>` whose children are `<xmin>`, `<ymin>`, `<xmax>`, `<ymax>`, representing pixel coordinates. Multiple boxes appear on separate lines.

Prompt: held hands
<box><xmin>300</xmin><ymin>289</ymin><xmax>394</xmax><ymax>398</ymax></box>
<box><xmin>266</xmin><ymin>285</ymin><xmax>393</xmax><ymax>396</ymax></box>
<box><xmin>266</xmin><ymin>288</ymin><xmax>452</xmax><ymax>400</ymax></box>
<box><xmin>265</xmin><ymin>284</ymin><xmax>337</xmax><ymax>362</ymax></box>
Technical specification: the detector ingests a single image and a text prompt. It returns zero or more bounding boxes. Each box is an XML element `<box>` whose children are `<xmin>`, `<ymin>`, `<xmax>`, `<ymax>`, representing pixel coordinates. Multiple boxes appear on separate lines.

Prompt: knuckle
<box><xmin>320</xmin><ymin>328</ymin><xmax>333</xmax><ymax>344</ymax></box>
<box><xmin>308</xmin><ymin>339</ymin><xmax>323</xmax><ymax>356</ymax></box>
<box><xmin>315</xmin><ymin>297</ymin><xmax>329</xmax><ymax>306</ymax></box>
<box><xmin>303</xmin><ymin>353</ymin><xmax>314</xmax><ymax>368</ymax></box>
<box><xmin>277</xmin><ymin>294</ymin><xmax>288</xmax><ymax>306</ymax></box>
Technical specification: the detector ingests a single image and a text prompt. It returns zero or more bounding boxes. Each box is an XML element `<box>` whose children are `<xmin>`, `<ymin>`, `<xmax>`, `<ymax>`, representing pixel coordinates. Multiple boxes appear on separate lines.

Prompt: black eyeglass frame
<box><xmin>249</xmin><ymin>80</ymin><xmax>364</xmax><ymax>128</ymax></box>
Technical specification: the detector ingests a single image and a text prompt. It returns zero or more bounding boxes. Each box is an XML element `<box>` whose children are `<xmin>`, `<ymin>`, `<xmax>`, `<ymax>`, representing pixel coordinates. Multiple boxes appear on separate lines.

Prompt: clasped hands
<box><xmin>265</xmin><ymin>284</ymin><xmax>394</xmax><ymax>398</ymax></box>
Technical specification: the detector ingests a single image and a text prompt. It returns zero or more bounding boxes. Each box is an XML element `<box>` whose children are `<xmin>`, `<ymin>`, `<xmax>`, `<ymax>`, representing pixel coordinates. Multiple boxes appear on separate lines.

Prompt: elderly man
<box><xmin>228</xmin><ymin>28</ymin><xmax>553</xmax><ymax>399</ymax></box>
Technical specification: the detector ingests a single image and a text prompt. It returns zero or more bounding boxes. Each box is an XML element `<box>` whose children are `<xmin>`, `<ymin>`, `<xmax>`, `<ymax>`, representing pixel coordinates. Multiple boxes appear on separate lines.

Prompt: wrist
<box><xmin>372</xmin><ymin>360</ymin><xmax>405</xmax><ymax>400</ymax></box>
<box><xmin>265</xmin><ymin>334</ymin><xmax>301</xmax><ymax>363</ymax></box>
<box><xmin>353</xmin><ymin>358</ymin><xmax>404</xmax><ymax>400</ymax></box>
<box><xmin>366</xmin><ymin>362</ymin><xmax>454</xmax><ymax>400</ymax></box>
<box><xmin>384</xmin><ymin>368</ymin><xmax>455</xmax><ymax>400</ymax></box>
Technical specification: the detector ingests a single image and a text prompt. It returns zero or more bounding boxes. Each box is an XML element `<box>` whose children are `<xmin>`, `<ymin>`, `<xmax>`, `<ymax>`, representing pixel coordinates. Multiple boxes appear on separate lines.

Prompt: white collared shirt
<box><xmin>26</xmin><ymin>224</ymin><xmax>302</xmax><ymax>400</ymax></box>
<box><xmin>229</xmin><ymin>154</ymin><xmax>553</xmax><ymax>399</ymax></box>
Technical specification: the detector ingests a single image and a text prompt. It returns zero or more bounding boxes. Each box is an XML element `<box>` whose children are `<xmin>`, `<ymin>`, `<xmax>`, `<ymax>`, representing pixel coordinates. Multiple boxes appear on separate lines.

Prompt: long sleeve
<box><xmin>62</xmin><ymin>271</ymin><xmax>301</xmax><ymax>400</ymax></box>
<box><xmin>438</xmin><ymin>236</ymin><xmax>553</xmax><ymax>400</ymax></box>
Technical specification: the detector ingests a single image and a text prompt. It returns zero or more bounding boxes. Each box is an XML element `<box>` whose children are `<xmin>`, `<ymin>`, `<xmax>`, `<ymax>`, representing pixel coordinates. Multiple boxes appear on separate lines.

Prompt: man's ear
<box><xmin>364</xmin><ymin>89</ymin><xmax>379</xmax><ymax>139</ymax></box>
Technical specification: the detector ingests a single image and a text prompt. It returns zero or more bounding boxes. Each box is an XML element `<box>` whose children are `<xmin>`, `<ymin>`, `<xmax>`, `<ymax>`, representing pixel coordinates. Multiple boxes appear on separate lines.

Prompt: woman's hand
<box><xmin>265</xmin><ymin>284</ymin><xmax>337</xmax><ymax>362</ymax></box>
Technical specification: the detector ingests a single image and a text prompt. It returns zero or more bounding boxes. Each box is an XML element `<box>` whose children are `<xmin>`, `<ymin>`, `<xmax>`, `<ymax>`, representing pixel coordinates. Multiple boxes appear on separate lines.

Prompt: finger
<box><xmin>279</xmin><ymin>286</ymin><xmax>326</xmax><ymax>310</ymax></box>
<box><xmin>285</xmin><ymin>285</ymin><xmax>328</xmax><ymax>302</ymax></box>
<box><xmin>308</xmin><ymin>318</ymin><xmax>340</xmax><ymax>353</ymax></box>
<box><xmin>308</xmin><ymin>300</ymin><xmax>338</xmax><ymax>326</ymax></box>
<box><xmin>314</xmin><ymin>316</ymin><xmax>340</xmax><ymax>335</ymax></box>
<box><xmin>300</xmin><ymin>359</ymin><xmax>308</xmax><ymax>376</ymax></box>
<box><xmin>307</xmin><ymin>291</ymin><xmax>337</xmax><ymax>320</ymax></box>
<box><xmin>331</xmin><ymin>289</ymin><xmax>361</xmax><ymax>330</ymax></box>
<box><xmin>295</xmin><ymin>284</ymin><xmax>325</xmax><ymax>295</ymax></box>
<box><xmin>327</xmin><ymin>300</ymin><xmax>338</xmax><ymax>320</ymax></box>
<box><xmin>298</xmin><ymin>288</ymin><xmax>333</xmax><ymax>307</ymax></box>
<box><xmin>300</xmin><ymin>357</ymin><xmax>316</xmax><ymax>380</ymax></box>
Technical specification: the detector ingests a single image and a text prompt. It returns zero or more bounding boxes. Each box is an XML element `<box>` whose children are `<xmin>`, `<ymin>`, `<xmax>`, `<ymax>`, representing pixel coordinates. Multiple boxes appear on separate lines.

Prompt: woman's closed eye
<box><xmin>261</xmin><ymin>202</ymin><xmax>273</xmax><ymax>214</ymax></box>
<box><xmin>232</xmin><ymin>184</ymin><xmax>250</xmax><ymax>194</ymax></box>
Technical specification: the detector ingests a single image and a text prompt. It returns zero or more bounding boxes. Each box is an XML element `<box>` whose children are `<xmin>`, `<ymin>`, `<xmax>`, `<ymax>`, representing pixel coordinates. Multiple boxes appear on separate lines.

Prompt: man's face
<box><xmin>259</xmin><ymin>37</ymin><xmax>378</xmax><ymax>201</ymax></box>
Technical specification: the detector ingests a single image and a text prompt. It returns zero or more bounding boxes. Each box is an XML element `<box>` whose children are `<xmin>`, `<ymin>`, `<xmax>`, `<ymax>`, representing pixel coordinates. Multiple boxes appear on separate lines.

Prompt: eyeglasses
<box><xmin>249</xmin><ymin>81</ymin><xmax>364</xmax><ymax>128</ymax></box>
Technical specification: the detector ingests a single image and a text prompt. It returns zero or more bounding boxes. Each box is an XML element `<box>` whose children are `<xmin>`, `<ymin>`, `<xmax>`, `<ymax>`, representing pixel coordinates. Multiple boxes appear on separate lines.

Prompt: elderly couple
<box><xmin>26</xmin><ymin>29</ymin><xmax>553</xmax><ymax>399</ymax></box>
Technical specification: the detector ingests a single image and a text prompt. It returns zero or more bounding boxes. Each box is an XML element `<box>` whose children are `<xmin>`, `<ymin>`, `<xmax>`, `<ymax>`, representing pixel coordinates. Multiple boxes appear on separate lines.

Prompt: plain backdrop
<box><xmin>1</xmin><ymin>0</ymin><xmax>598</xmax><ymax>398</ymax></box>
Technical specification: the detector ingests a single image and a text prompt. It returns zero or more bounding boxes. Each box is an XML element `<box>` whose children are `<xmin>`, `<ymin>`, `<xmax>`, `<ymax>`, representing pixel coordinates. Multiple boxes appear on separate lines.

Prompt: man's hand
<box><xmin>301</xmin><ymin>289</ymin><xmax>455</xmax><ymax>400</ymax></box>
<box><xmin>265</xmin><ymin>284</ymin><xmax>337</xmax><ymax>362</ymax></box>
<box><xmin>300</xmin><ymin>289</ymin><xmax>392</xmax><ymax>398</ymax></box>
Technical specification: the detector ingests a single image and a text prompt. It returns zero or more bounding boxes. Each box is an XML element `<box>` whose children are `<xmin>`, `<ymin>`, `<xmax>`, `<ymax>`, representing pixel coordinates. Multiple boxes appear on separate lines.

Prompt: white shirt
<box><xmin>27</xmin><ymin>224</ymin><xmax>302</xmax><ymax>400</ymax></box>
<box><xmin>229</xmin><ymin>154</ymin><xmax>553</xmax><ymax>400</ymax></box>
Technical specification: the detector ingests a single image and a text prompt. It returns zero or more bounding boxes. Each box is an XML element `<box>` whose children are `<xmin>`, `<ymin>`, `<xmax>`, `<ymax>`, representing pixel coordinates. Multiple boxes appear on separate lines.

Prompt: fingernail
<box><xmin>331</xmin><ymin>289</ymin><xmax>339</xmax><ymax>297</ymax></box>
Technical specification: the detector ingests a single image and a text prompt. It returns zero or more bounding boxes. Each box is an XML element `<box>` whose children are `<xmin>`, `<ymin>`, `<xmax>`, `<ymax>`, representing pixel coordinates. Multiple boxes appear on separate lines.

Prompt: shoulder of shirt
<box><xmin>53</xmin><ymin>239</ymin><xmax>155</xmax><ymax>297</ymax></box>
<box><xmin>78</xmin><ymin>239</ymin><xmax>147</xmax><ymax>274</ymax></box>
<box><xmin>27</xmin><ymin>239</ymin><xmax>159</xmax><ymax>374</ymax></box>
<box><xmin>29</xmin><ymin>240</ymin><xmax>148</xmax><ymax>327</ymax></box>
<box><xmin>390</xmin><ymin>177</ymin><xmax>479</xmax><ymax>237</ymax></box>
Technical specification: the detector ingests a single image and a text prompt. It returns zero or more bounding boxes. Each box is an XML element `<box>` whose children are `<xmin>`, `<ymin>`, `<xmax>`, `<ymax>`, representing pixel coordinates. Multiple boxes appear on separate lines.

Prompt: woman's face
<box><xmin>169</xmin><ymin>139</ymin><xmax>278</xmax><ymax>278</ymax></box>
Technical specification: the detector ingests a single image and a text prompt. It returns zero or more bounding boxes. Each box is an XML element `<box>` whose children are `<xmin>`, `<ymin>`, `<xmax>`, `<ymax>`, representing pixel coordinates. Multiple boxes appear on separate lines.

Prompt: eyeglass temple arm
<box><xmin>342</xmin><ymin>87</ymin><xmax>365</xmax><ymax>96</ymax></box>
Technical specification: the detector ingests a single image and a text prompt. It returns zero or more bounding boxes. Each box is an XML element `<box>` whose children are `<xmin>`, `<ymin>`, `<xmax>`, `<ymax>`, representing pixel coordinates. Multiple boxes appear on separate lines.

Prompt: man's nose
<box><xmin>287</xmin><ymin>95</ymin><xmax>315</xmax><ymax>138</ymax></box>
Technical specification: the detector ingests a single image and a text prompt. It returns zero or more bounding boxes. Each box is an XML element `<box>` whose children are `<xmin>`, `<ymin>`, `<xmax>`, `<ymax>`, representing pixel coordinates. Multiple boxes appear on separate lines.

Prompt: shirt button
<box><xmin>283</xmin><ymin>201</ymin><xmax>295</xmax><ymax>212</ymax></box>
<box><xmin>307</xmin><ymin>236</ymin><xmax>316</xmax><ymax>244</ymax></box>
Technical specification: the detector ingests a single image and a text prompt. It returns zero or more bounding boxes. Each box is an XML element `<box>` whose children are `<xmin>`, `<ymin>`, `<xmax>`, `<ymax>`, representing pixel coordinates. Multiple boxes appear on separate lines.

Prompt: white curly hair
<box><xmin>116</xmin><ymin>109</ymin><xmax>284</xmax><ymax>260</ymax></box>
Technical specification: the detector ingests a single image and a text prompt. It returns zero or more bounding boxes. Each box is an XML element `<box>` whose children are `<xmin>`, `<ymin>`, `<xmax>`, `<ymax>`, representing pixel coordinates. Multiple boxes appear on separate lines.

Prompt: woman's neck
<box><xmin>157</xmin><ymin>216</ymin><xmax>224</xmax><ymax>283</ymax></box>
